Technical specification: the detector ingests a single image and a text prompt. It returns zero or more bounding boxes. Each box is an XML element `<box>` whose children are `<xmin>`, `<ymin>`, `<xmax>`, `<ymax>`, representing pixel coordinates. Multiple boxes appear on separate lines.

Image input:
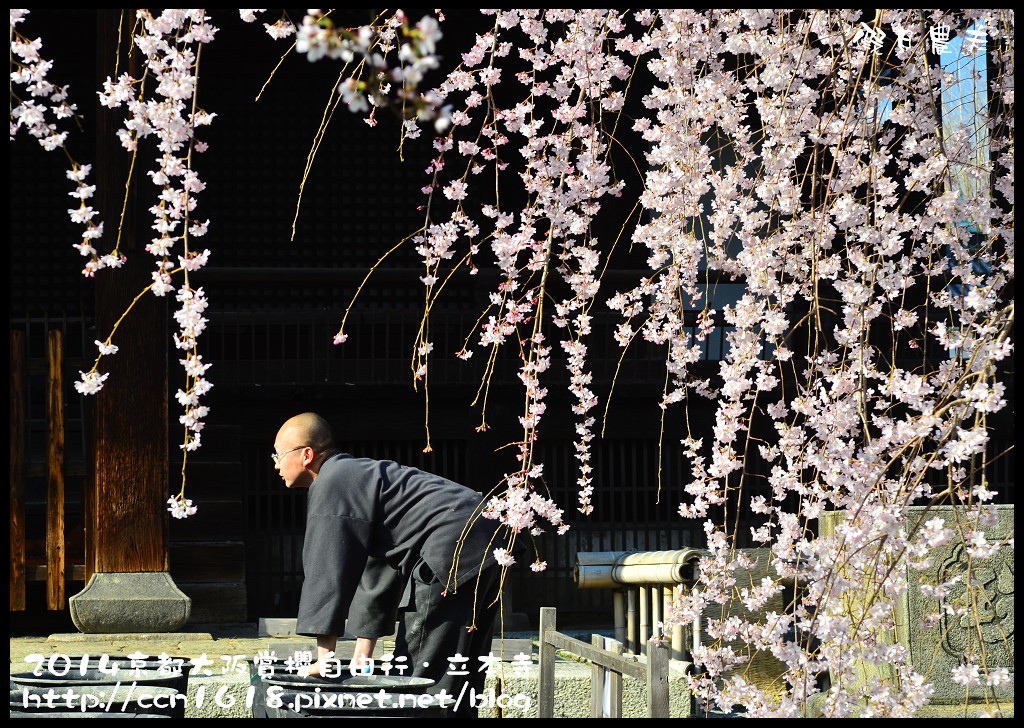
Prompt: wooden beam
<box><xmin>47</xmin><ymin>329</ymin><xmax>66</xmax><ymax>609</ymax></box>
<box><xmin>544</xmin><ymin>631</ymin><xmax>645</xmax><ymax>681</ymax></box>
<box><xmin>10</xmin><ymin>329</ymin><xmax>26</xmax><ymax>611</ymax></box>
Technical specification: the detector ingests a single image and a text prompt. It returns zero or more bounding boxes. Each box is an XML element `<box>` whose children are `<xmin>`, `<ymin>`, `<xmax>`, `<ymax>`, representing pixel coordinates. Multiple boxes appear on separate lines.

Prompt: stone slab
<box><xmin>258</xmin><ymin>618</ymin><xmax>298</xmax><ymax>638</ymax></box>
<box><xmin>820</xmin><ymin>505</ymin><xmax>1014</xmax><ymax>709</ymax></box>
<box><xmin>902</xmin><ymin>505</ymin><xmax>1014</xmax><ymax>705</ymax></box>
<box><xmin>490</xmin><ymin>637</ymin><xmax>534</xmax><ymax>662</ymax></box>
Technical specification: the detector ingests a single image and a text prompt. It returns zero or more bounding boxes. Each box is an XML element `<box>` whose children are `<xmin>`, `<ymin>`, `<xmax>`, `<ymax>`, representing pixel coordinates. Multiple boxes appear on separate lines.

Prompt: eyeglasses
<box><xmin>272</xmin><ymin>446</ymin><xmax>308</xmax><ymax>465</ymax></box>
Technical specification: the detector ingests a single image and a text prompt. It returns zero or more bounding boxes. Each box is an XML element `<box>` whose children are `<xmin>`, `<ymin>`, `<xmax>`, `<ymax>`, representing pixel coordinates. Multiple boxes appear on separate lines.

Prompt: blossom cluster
<box><xmin>10</xmin><ymin>10</ymin><xmax>108</xmax><ymax>275</ymax></box>
<box><xmin>247</xmin><ymin>9</ymin><xmax>451</xmax><ymax>134</ymax></box>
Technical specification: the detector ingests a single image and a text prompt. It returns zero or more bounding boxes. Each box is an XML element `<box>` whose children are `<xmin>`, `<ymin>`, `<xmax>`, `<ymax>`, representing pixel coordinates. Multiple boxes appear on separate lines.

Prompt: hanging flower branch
<box><xmin>93</xmin><ymin>9</ymin><xmax>219</xmax><ymax>517</ymax></box>
<box><xmin>11</xmin><ymin>8</ymin><xmax>217</xmax><ymax>518</ymax></box>
<box><xmin>10</xmin><ymin>10</ymin><xmax>108</xmax><ymax>273</ymax></box>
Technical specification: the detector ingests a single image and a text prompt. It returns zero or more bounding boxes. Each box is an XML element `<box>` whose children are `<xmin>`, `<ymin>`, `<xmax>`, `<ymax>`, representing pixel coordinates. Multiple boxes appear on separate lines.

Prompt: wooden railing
<box><xmin>9</xmin><ymin>323</ymin><xmax>89</xmax><ymax>612</ymax></box>
<box><xmin>537</xmin><ymin>606</ymin><xmax>671</xmax><ymax>718</ymax></box>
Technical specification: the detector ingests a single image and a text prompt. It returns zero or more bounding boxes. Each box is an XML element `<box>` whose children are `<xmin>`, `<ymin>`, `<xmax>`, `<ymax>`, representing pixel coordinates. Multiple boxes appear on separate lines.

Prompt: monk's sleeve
<box><xmin>295</xmin><ymin>514</ymin><xmax>372</xmax><ymax>637</ymax></box>
<box><xmin>344</xmin><ymin>555</ymin><xmax>405</xmax><ymax>638</ymax></box>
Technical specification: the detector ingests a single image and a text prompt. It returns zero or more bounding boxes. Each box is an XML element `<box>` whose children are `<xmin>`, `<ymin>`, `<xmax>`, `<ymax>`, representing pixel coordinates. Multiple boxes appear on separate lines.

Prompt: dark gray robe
<box><xmin>295</xmin><ymin>453</ymin><xmax>506</xmax><ymax>639</ymax></box>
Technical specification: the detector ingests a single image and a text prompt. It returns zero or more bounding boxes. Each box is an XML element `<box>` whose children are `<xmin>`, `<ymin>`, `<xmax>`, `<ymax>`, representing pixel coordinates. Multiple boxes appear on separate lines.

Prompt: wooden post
<box><xmin>89</xmin><ymin>9</ymin><xmax>169</xmax><ymax>575</ymax></box>
<box><xmin>606</xmin><ymin>638</ymin><xmax>624</xmax><ymax>718</ymax></box>
<box><xmin>590</xmin><ymin>634</ymin><xmax>604</xmax><ymax>717</ymax></box>
<box><xmin>10</xmin><ymin>329</ymin><xmax>27</xmax><ymax>611</ymax></box>
<box><xmin>646</xmin><ymin>637</ymin><xmax>670</xmax><ymax>719</ymax></box>
<box><xmin>83</xmin><ymin>399</ymin><xmax>95</xmax><ymax>587</ymax></box>
<box><xmin>47</xmin><ymin>330</ymin><xmax>66</xmax><ymax>609</ymax></box>
<box><xmin>538</xmin><ymin>606</ymin><xmax>556</xmax><ymax>718</ymax></box>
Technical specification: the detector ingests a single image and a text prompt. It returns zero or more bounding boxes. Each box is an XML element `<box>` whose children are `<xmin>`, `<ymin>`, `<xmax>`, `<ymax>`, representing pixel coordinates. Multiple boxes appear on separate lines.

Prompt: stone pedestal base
<box><xmin>69</xmin><ymin>572</ymin><xmax>191</xmax><ymax>633</ymax></box>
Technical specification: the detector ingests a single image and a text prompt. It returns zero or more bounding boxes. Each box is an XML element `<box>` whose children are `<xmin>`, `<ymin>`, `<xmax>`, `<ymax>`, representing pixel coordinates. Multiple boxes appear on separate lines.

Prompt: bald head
<box><xmin>278</xmin><ymin>412</ymin><xmax>337</xmax><ymax>456</ymax></box>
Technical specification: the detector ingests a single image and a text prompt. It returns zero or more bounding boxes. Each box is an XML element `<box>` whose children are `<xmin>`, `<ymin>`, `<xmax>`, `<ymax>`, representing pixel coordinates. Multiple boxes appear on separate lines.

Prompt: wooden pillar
<box><xmin>590</xmin><ymin>634</ymin><xmax>604</xmax><ymax>717</ymax></box>
<box><xmin>47</xmin><ymin>330</ymin><xmax>67</xmax><ymax>608</ymax></box>
<box><xmin>10</xmin><ymin>330</ymin><xmax>27</xmax><ymax>611</ymax></box>
<box><xmin>69</xmin><ymin>10</ymin><xmax>191</xmax><ymax>634</ymax></box>
<box><xmin>88</xmin><ymin>8</ymin><xmax>168</xmax><ymax>575</ymax></box>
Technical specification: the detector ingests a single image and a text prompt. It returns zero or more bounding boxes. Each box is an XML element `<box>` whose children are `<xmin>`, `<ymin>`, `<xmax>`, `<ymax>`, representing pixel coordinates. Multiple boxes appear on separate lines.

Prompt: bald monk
<box><xmin>272</xmin><ymin>412</ymin><xmax>515</xmax><ymax>717</ymax></box>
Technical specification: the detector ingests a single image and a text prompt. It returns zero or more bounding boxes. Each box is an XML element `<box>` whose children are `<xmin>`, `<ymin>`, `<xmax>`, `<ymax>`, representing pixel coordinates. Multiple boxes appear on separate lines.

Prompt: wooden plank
<box><xmin>84</xmin><ymin>407</ymin><xmax>95</xmax><ymax>586</ymax></box>
<box><xmin>590</xmin><ymin>634</ymin><xmax>603</xmax><ymax>717</ymax></box>
<box><xmin>10</xmin><ymin>329</ymin><xmax>27</xmax><ymax>611</ymax></box>
<box><xmin>544</xmin><ymin>632</ymin><xmax>646</xmax><ymax>681</ymax></box>
<box><xmin>646</xmin><ymin>639</ymin><xmax>670</xmax><ymax>719</ymax></box>
<box><xmin>607</xmin><ymin>639</ymin><xmax>624</xmax><ymax>719</ymax></box>
<box><xmin>46</xmin><ymin>329</ymin><xmax>66</xmax><ymax>610</ymax></box>
<box><xmin>538</xmin><ymin>607</ymin><xmax>556</xmax><ymax>718</ymax></box>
